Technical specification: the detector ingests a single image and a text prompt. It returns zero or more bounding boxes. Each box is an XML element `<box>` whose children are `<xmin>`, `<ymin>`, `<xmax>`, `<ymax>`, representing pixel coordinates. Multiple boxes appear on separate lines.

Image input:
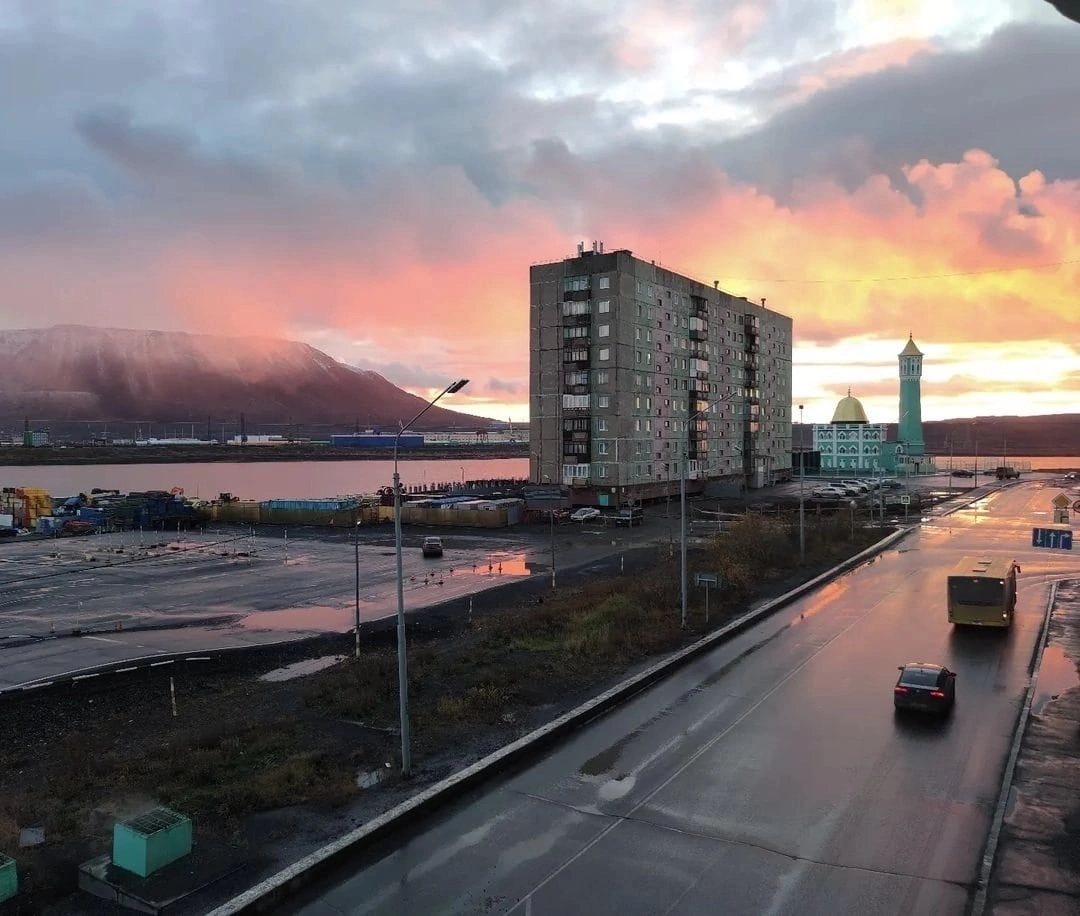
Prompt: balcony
<box><xmin>689</xmin><ymin>328</ymin><xmax>707</xmax><ymax>341</ymax></box>
<box><xmin>563</xmin><ymin>288</ymin><xmax>590</xmax><ymax>302</ymax></box>
<box><xmin>562</xmin><ymin>312</ymin><xmax>593</xmax><ymax>328</ymax></box>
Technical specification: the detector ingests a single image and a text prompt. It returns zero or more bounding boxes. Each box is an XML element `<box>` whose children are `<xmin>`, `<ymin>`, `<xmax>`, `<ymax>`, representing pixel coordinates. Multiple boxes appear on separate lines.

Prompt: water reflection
<box><xmin>1032</xmin><ymin>644</ymin><xmax>1079</xmax><ymax>715</ymax></box>
<box><xmin>240</xmin><ymin>605</ymin><xmax>353</xmax><ymax>632</ymax></box>
<box><xmin>260</xmin><ymin>654</ymin><xmax>345</xmax><ymax>682</ymax></box>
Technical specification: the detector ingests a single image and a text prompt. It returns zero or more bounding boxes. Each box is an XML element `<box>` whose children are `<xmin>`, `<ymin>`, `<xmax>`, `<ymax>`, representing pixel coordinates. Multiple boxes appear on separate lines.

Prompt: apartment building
<box><xmin>529</xmin><ymin>243</ymin><xmax>793</xmax><ymax>506</ymax></box>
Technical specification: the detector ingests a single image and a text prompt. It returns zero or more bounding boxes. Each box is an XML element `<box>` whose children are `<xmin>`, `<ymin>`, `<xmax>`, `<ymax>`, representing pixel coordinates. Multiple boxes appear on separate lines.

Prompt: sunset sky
<box><xmin>1</xmin><ymin>1</ymin><xmax>1078</xmax><ymax>424</ymax></box>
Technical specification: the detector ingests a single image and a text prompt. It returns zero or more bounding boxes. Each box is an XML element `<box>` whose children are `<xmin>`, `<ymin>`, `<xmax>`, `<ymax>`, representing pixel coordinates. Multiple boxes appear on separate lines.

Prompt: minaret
<box><xmin>898</xmin><ymin>334</ymin><xmax>925</xmax><ymax>456</ymax></box>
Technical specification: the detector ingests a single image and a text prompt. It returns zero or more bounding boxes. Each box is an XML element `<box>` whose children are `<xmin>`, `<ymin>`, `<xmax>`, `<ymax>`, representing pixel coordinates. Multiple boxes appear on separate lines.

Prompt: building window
<box><xmin>597</xmin><ymin>464</ymin><xmax>607</xmax><ymax>478</ymax></box>
<box><xmin>562</xmin><ymin>326</ymin><xmax>588</xmax><ymax>339</ymax></box>
<box><xmin>596</xmin><ymin>418</ymin><xmax>607</xmax><ymax>433</ymax></box>
<box><xmin>595</xmin><ymin>369</ymin><xmax>609</xmax><ymax>383</ymax></box>
<box><xmin>599</xmin><ymin>347</ymin><xmax>610</xmax><ymax>360</ymax></box>
<box><xmin>598</xmin><ymin>299</ymin><xmax>610</xmax><ymax>313</ymax></box>
<box><xmin>598</xmin><ymin>277</ymin><xmax>610</xmax><ymax>289</ymax></box>
<box><xmin>597</xmin><ymin>395</ymin><xmax>610</xmax><ymax>408</ymax></box>
<box><xmin>564</xmin><ymin>276</ymin><xmax>589</xmax><ymax>293</ymax></box>
<box><xmin>598</xmin><ymin>324</ymin><xmax>609</xmax><ymax>337</ymax></box>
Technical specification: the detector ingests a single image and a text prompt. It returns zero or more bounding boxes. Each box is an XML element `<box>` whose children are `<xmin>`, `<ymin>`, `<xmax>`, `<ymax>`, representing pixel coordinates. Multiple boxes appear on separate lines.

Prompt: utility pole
<box><xmin>798</xmin><ymin>404</ymin><xmax>805</xmax><ymax>564</ymax></box>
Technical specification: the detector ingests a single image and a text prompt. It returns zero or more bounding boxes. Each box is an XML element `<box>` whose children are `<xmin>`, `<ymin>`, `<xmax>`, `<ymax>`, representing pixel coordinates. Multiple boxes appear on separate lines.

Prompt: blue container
<box><xmin>330</xmin><ymin>434</ymin><xmax>423</xmax><ymax>449</ymax></box>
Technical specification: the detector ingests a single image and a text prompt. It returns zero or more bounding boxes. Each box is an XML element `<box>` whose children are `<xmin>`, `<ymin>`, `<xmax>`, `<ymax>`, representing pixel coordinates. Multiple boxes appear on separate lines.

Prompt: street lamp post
<box><xmin>681</xmin><ymin>391</ymin><xmax>739</xmax><ymax>628</ymax></box>
<box><xmin>354</xmin><ymin>520</ymin><xmax>361</xmax><ymax>659</ymax></box>
<box><xmin>542</xmin><ymin>474</ymin><xmax>556</xmax><ymax>589</ymax></box>
<box><xmin>798</xmin><ymin>404</ymin><xmax>805</xmax><ymax>564</ymax></box>
<box><xmin>973</xmin><ymin>421</ymin><xmax>979</xmax><ymax>488</ymax></box>
<box><xmin>849</xmin><ymin>499</ymin><xmax>857</xmax><ymax>538</ymax></box>
<box><xmin>393</xmin><ymin>378</ymin><xmax>469</xmax><ymax>777</ymax></box>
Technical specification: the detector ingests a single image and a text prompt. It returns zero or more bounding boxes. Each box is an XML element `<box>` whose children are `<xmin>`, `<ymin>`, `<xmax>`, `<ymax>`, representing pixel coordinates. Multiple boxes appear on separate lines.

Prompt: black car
<box><xmin>612</xmin><ymin>507</ymin><xmax>644</xmax><ymax>527</ymax></box>
<box><xmin>894</xmin><ymin>663</ymin><xmax>956</xmax><ymax>715</ymax></box>
<box><xmin>951</xmin><ymin>469</ymin><xmax>974</xmax><ymax>478</ymax></box>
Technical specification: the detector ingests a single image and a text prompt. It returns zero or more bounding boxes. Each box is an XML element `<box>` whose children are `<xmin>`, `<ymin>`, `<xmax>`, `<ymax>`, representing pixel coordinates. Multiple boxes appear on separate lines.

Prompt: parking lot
<box><xmin>0</xmin><ymin>520</ymin><xmax>661</xmax><ymax>689</ymax></box>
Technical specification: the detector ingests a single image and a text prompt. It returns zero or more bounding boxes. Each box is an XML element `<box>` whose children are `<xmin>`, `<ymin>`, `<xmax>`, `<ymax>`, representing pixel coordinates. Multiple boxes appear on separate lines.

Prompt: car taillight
<box><xmin>930</xmin><ymin>690</ymin><xmax>945</xmax><ymax>698</ymax></box>
<box><xmin>894</xmin><ymin>686</ymin><xmax>908</xmax><ymax>693</ymax></box>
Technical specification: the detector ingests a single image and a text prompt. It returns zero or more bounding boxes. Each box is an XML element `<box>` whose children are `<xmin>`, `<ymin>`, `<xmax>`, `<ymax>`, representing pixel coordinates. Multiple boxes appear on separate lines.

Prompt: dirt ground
<box><xmin>0</xmin><ymin>514</ymin><xmax>885</xmax><ymax>914</ymax></box>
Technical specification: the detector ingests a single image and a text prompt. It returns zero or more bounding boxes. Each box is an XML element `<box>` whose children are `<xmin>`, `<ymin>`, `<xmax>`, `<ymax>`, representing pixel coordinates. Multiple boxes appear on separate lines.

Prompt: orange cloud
<box><xmin>796</xmin><ymin>38</ymin><xmax>936</xmax><ymax>98</ymax></box>
<box><xmin>3</xmin><ymin>147</ymin><xmax>1079</xmax><ymax>422</ymax></box>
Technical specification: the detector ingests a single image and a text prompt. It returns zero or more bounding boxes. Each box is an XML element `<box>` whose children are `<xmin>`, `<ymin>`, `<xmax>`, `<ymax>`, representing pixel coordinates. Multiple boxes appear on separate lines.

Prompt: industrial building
<box><xmin>529</xmin><ymin>243</ymin><xmax>794</xmax><ymax>507</ymax></box>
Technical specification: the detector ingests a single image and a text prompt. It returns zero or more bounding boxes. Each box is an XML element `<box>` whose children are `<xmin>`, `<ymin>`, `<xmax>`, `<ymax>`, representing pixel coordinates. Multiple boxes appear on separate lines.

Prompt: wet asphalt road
<box><xmin>286</xmin><ymin>480</ymin><xmax>1078</xmax><ymax>916</ymax></box>
<box><xmin>0</xmin><ymin>522</ymin><xmax>655</xmax><ymax>689</ymax></box>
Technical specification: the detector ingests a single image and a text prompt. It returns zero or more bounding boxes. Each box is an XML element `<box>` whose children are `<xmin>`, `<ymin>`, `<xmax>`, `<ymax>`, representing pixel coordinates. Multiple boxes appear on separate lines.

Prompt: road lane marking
<box><xmin>83</xmin><ymin>635</ymin><xmax>124</xmax><ymax>644</ymax></box>
<box><xmin>507</xmin><ymin>595</ymin><xmax>887</xmax><ymax>914</ymax></box>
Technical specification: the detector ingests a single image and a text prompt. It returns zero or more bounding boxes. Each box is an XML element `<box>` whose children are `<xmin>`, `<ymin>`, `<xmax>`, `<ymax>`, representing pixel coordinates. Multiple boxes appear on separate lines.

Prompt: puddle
<box><xmin>1031</xmin><ymin>644</ymin><xmax>1080</xmax><ymax>715</ymax></box>
<box><xmin>598</xmin><ymin>774</ymin><xmax>637</xmax><ymax>802</ymax></box>
<box><xmin>580</xmin><ymin>730</ymin><xmax>641</xmax><ymax>776</ymax></box>
<box><xmin>457</xmin><ymin>553</ymin><xmax>533</xmax><ymax>577</ymax></box>
<box><xmin>260</xmin><ymin>654</ymin><xmax>345</xmax><ymax>682</ymax></box>
<box><xmin>239</xmin><ymin>606</ymin><xmax>354</xmax><ymax>632</ymax></box>
<box><xmin>357</xmin><ymin>764</ymin><xmax>392</xmax><ymax>789</ymax></box>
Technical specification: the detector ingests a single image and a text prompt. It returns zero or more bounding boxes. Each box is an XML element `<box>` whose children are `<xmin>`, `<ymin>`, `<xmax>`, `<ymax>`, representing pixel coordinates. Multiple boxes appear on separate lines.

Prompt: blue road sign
<box><xmin>1032</xmin><ymin>527</ymin><xmax>1073</xmax><ymax>550</ymax></box>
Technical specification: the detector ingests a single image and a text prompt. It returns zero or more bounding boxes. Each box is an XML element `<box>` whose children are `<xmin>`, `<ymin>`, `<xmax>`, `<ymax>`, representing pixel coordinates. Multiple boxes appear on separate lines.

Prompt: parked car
<box><xmin>570</xmin><ymin>507</ymin><xmax>601</xmax><ymax>523</ymax></box>
<box><xmin>811</xmin><ymin>486</ymin><xmax>846</xmax><ymax>499</ymax></box>
<box><xmin>421</xmin><ymin>536</ymin><xmax>443</xmax><ymax>558</ymax></box>
<box><xmin>995</xmin><ymin>466</ymin><xmax>1020</xmax><ymax>480</ymax></box>
<box><xmin>840</xmin><ymin>480</ymin><xmax>870</xmax><ymax>493</ymax></box>
<box><xmin>894</xmin><ymin>663</ymin><xmax>956</xmax><ymax>715</ymax></box>
<box><xmin>613</xmin><ymin>506</ymin><xmax>644</xmax><ymax>527</ymax></box>
<box><xmin>951</xmin><ymin>469</ymin><xmax>974</xmax><ymax>478</ymax></box>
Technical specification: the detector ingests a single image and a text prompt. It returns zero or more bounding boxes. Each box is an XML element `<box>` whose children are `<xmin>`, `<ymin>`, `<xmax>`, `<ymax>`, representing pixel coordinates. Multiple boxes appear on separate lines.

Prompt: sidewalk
<box><xmin>986</xmin><ymin>579</ymin><xmax>1080</xmax><ymax>914</ymax></box>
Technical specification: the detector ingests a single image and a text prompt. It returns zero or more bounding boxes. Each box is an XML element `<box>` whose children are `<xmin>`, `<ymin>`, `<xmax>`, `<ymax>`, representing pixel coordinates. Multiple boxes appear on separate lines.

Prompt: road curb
<box><xmin>0</xmin><ymin>634</ymin><xmax>319</xmax><ymax>699</ymax></box>
<box><xmin>207</xmin><ymin>525</ymin><xmax>911</xmax><ymax>915</ymax></box>
<box><xmin>971</xmin><ymin>579</ymin><xmax>1060</xmax><ymax>915</ymax></box>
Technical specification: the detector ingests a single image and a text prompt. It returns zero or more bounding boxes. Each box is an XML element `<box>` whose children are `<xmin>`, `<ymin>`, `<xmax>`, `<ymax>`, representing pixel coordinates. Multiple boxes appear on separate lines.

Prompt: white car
<box><xmin>570</xmin><ymin>507</ymin><xmax>601</xmax><ymax>522</ymax></box>
<box><xmin>840</xmin><ymin>480</ymin><xmax>870</xmax><ymax>493</ymax></box>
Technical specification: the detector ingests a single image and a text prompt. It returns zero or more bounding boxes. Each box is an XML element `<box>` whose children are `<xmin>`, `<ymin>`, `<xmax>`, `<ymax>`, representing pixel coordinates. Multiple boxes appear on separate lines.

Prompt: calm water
<box><xmin>0</xmin><ymin>457</ymin><xmax>531</xmax><ymax>502</ymax></box>
<box><xmin>1</xmin><ymin>455</ymin><xmax>1075</xmax><ymax>502</ymax></box>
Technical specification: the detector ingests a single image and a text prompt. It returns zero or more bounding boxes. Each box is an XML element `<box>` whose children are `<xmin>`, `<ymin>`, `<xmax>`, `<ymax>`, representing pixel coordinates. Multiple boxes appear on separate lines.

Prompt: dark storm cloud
<box><xmin>709</xmin><ymin>22</ymin><xmax>1080</xmax><ymax>195</ymax></box>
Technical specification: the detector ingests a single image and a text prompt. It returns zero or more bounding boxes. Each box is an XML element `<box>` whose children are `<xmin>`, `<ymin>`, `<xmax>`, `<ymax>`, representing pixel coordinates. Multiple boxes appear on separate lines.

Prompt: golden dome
<box><xmin>831</xmin><ymin>389</ymin><xmax>869</xmax><ymax>424</ymax></box>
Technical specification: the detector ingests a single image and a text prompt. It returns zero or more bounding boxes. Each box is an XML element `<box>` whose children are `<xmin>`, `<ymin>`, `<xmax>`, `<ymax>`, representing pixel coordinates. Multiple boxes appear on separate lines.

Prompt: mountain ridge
<box><xmin>0</xmin><ymin>325</ymin><xmax>494</xmax><ymax>435</ymax></box>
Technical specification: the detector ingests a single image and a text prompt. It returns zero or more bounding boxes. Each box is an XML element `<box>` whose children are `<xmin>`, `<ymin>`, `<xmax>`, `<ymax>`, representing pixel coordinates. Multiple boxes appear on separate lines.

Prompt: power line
<box><xmin>714</xmin><ymin>256</ymin><xmax>1080</xmax><ymax>285</ymax></box>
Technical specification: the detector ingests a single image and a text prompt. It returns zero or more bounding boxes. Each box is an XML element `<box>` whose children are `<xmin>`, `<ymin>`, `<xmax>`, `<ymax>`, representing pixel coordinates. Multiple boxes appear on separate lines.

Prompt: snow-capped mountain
<box><xmin>0</xmin><ymin>325</ymin><xmax>491</xmax><ymax>431</ymax></box>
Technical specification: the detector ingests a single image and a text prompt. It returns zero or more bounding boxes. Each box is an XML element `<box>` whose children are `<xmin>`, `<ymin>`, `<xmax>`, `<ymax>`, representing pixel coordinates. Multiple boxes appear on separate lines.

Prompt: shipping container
<box><xmin>330</xmin><ymin>434</ymin><xmax>424</xmax><ymax>449</ymax></box>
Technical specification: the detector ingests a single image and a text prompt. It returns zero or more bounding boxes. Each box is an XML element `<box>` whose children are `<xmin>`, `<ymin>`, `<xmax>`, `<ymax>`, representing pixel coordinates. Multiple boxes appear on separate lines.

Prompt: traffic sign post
<box><xmin>695</xmin><ymin>572</ymin><xmax>721</xmax><ymax>622</ymax></box>
<box><xmin>1032</xmin><ymin>527</ymin><xmax>1073</xmax><ymax>550</ymax></box>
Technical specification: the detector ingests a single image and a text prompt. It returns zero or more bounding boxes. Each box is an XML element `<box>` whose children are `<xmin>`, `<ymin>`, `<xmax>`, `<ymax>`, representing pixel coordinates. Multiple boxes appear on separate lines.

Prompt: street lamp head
<box><xmin>447</xmin><ymin>378</ymin><xmax>470</xmax><ymax>394</ymax></box>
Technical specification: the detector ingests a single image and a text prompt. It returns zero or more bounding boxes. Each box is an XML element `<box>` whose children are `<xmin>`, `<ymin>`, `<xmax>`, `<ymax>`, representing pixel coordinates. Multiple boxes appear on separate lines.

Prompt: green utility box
<box><xmin>112</xmin><ymin>808</ymin><xmax>192</xmax><ymax>878</ymax></box>
<box><xmin>0</xmin><ymin>854</ymin><xmax>17</xmax><ymax>902</ymax></box>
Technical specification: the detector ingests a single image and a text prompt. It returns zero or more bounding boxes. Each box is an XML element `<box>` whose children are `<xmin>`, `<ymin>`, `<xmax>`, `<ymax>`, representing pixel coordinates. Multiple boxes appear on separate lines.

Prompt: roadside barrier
<box><xmin>207</xmin><ymin>525</ymin><xmax>911</xmax><ymax>914</ymax></box>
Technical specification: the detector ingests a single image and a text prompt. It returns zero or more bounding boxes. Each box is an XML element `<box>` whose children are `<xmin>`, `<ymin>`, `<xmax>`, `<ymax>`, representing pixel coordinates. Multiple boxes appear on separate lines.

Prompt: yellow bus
<box><xmin>947</xmin><ymin>556</ymin><xmax>1019</xmax><ymax>627</ymax></box>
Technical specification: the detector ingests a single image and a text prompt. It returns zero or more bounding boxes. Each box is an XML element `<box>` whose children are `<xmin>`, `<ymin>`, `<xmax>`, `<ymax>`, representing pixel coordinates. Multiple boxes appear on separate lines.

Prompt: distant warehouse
<box><xmin>330</xmin><ymin>433</ymin><xmax>424</xmax><ymax>448</ymax></box>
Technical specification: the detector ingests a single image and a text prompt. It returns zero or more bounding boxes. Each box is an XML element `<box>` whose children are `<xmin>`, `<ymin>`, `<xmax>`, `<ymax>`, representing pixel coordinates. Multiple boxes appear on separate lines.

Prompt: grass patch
<box><xmin>0</xmin><ymin>510</ymin><xmax>889</xmax><ymax>911</ymax></box>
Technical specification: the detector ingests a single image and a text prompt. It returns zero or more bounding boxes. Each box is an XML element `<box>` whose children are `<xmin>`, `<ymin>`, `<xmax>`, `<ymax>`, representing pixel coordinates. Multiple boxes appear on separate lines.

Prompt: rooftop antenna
<box><xmin>577</xmin><ymin>241</ymin><xmax>584</xmax><ymax>256</ymax></box>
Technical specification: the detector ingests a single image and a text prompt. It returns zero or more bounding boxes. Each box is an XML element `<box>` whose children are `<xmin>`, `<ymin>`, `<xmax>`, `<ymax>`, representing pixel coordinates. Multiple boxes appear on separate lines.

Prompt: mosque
<box><xmin>812</xmin><ymin>335</ymin><xmax>937</xmax><ymax>475</ymax></box>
